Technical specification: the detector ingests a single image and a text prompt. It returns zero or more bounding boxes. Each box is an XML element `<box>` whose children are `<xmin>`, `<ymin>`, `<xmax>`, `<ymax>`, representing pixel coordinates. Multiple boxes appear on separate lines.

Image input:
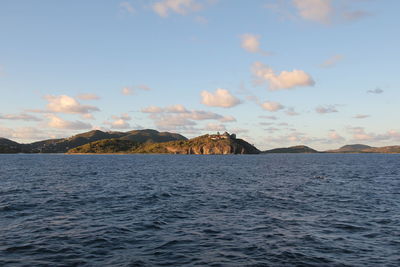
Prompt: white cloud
<box><xmin>152</xmin><ymin>0</ymin><xmax>203</xmax><ymax>17</ymax></box>
<box><xmin>46</xmin><ymin>114</ymin><xmax>92</xmax><ymax>130</ymax></box>
<box><xmin>316</xmin><ymin>105</ymin><xmax>338</xmax><ymax>114</ymax></box>
<box><xmin>201</xmin><ymin>88</ymin><xmax>241</xmax><ymax>108</ymax></box>
<box><xmin>119</xmin><ymin>1</ymin><xmax>135</xmax><ymax>14</ymax></box>
<box><xmin>104</xmin><ymin>113</ymin><xmax>132</xmax><ymax>129</ymax></box>
<box><xmin>367</xmin><ymin>88</ymin><xmax>384</xmax><ymax>94</ymax></box>
<box><xmin>261</xmin><ymin>101</ymin><xmax>285</xmax><ymax>112</ymax></box>
<box><xmin>320</xmin><ymin>54</ymin><xmax>343</xmax><ymax>68</ymax></box>
<box><xmin>0</xmin><ymin>113</ymin><xmax>42</xmax><ymax>121</ymax></box>
<box><xmin>252</xmin><ymin>62</ymin><xmax>315</xmax><ymax>90</ymax></box>
<box><xmin>44</xmin><ymin>95</ymin><xmax>99</xmax><ymax>115</ymax></box>
<box><xmin>76</xmin><ymin>93</ymin><xmax>100</xmax><ymax>100</ymax></box>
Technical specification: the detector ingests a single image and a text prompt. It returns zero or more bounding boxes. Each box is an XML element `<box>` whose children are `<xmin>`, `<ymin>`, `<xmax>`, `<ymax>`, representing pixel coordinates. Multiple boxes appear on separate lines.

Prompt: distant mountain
<box><xmin>263</xmin><ymin>145</ymin><xmax>318</xmax><ymax>153</ymax></box>
<box><xmin>326</xmin><ymin>144</ymin><xmax>372</xmax><ymax>153</ymax></box>
<box><xmin>0</xmin><ymin>129</ymin><xmax>187</xmax><ymax>153</ymax></box>
<box><xmin>68</xmin><ymin>133</ymin><xmax>260</xmax><ymax>154</ymax></box>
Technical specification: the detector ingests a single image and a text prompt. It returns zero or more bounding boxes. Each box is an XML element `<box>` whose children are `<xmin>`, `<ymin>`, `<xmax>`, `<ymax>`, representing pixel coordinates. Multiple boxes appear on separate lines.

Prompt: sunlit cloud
<box><xmin>201</xmin><ymin>88</ymin><xmax>241</xmax><ymax>108</ymax></box>
<box><xmin>37</xmin><ymin>95</ymin><xmax>100</xmax><ymax>115</ymax></box>
<box><xmin>261</xmin><ymin>100</ymin><xmax>285</xmax><ymax>112</ymax></box>
<box><xmin>240</xmin><ymin>34</ymin><xmax>270</xmax><ymax>55</ymax></box>
<box><xmin>104</xmin><ymin>113</ymin><xmax>131</xmax><ymax>129</ymax></box>
<box><xmin>141</xmin><ymin>104</ymin><xmax>236</xmax><ymax>131</ymax></box>
<box><xmin>252</xmin><ymin>62</ymin><xmax>315</xmax><ymax>90</ymax></box>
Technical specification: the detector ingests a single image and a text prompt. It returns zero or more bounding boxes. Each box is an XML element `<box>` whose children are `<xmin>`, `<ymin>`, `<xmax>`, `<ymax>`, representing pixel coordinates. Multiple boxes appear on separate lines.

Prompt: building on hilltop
<box><xmin>209</xmin><ymin>131</ymin><xmax>236</xmax><ymax>140</ymax></box>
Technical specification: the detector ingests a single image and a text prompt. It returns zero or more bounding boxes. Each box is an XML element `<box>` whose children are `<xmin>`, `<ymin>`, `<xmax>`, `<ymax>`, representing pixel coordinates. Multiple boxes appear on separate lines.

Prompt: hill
<box><xmin>0</xmin><ymin>138</ymin><xmax>22</xmax><ymax>153</ymax></box>
<box><xmin>68</xmin><ymin>133</ymin><xmax>260</xmax><ymax>154</ymax></box>
<box><xmin>326</xmin><ymin>144</ymin><xmax>372</xmax><ymax>153</ymax></box>
<box><xmin>0</xmin><ymin>129</ymin><xmax>187</xmax><ymax>153</ymax></box>
<box><xmin>263</xmin><ymin>145</ymin><xmax>318</xmax><ymax>153</ymax></box>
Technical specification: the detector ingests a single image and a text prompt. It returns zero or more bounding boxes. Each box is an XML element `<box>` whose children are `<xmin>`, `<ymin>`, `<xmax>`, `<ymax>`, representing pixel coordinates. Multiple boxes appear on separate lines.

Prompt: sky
<box><xmin>0</xmin><ymin>0</ymin><xmax>399</xmax><ymax>150</ymax></box>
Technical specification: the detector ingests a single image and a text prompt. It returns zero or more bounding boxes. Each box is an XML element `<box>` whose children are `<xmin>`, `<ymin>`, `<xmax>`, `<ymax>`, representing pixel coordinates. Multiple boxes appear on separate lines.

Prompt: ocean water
<box><xmin>0</xmin><ymin>154</ymin><xmax>399</xmax><ymax>266</ymax></box>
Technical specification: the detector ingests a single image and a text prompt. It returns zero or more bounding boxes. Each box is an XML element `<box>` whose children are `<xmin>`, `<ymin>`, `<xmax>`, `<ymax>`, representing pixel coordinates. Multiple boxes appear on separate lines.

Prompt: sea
<box><xmin>0</xmin><ymin>154</ymin><xmax>399</xmax><ymax>266</ymax></box>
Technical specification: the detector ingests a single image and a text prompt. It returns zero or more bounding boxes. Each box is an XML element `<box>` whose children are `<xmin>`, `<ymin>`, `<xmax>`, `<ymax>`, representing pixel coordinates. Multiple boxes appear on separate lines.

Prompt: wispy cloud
<box><xmin>316</xmin><ymin>105</ymin><xmax>338</xmax><ymax>114</ymax></box>
<box><xmin>353</xmin><ymin>114</ymin><xmax>370</xmax><ymax>119</ymax></box>
<box><xmin>266</xmin><ymin>0</ymin><xmax>370</xmax><ymax>25</ymax></box>
<box><xmin>76</xmin><ymin>93</ymin><xmax>100</xmax><ymax>100</ymax></box>
<box><xmin>0</xmin><ymin>113</ymin><xmax>42</xmax><ymax>121</ymax></box>
<box><xmin>285</xmin><ymin>107</ymin><xmax>300</xmax><ymax>116</ymax></box>
<box><xmin>119</xmin><ymin>1</ymin><xmax>136</xmax><ymax>14</ymax></box>
<box><xmin>121</xmin><ymin>85</ymin><xmax>152</xmax><ymax>95</ymax></box>
<box><xmin>320</xmin><ymin>54</ymin><xmax>344</xmax><ymax>68</ymax></box>
<box><xmin>367</xmin><ymin>88</ymin><xmax>384</xmax><ymax>94</ymax></box>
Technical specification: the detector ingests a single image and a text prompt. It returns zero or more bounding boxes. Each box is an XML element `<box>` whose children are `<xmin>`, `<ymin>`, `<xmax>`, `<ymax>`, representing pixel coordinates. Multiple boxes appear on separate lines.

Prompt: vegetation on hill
<box><xmin>67</xmin><ymin>134</ymin><xmax>260</xmax><ymax>154</ymax></box>
<box><xmin>0</xmin><ymin>129</ymin><xmax>186</xmax><ymax>153</ymax></box>
<box><xmin>68</xmin><ymin>139</ymin><xmax>140</xmax><ymax>153</ymax></box>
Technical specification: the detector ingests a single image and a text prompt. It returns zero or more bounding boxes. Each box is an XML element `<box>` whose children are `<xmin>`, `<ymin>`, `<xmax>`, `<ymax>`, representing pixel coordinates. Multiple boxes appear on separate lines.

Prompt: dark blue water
<box><xmin>0</xmin><ymin>154</ymin><xmax>399</xmax><ymax>266</ymax></box>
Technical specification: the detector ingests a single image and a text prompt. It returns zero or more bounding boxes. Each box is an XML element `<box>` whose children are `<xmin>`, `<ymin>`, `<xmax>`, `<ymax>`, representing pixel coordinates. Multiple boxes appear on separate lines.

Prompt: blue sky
<box><xmin>0</xmin><ymin>0</ymin><xmax>399</xmax><ymax>150</ymax></box>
